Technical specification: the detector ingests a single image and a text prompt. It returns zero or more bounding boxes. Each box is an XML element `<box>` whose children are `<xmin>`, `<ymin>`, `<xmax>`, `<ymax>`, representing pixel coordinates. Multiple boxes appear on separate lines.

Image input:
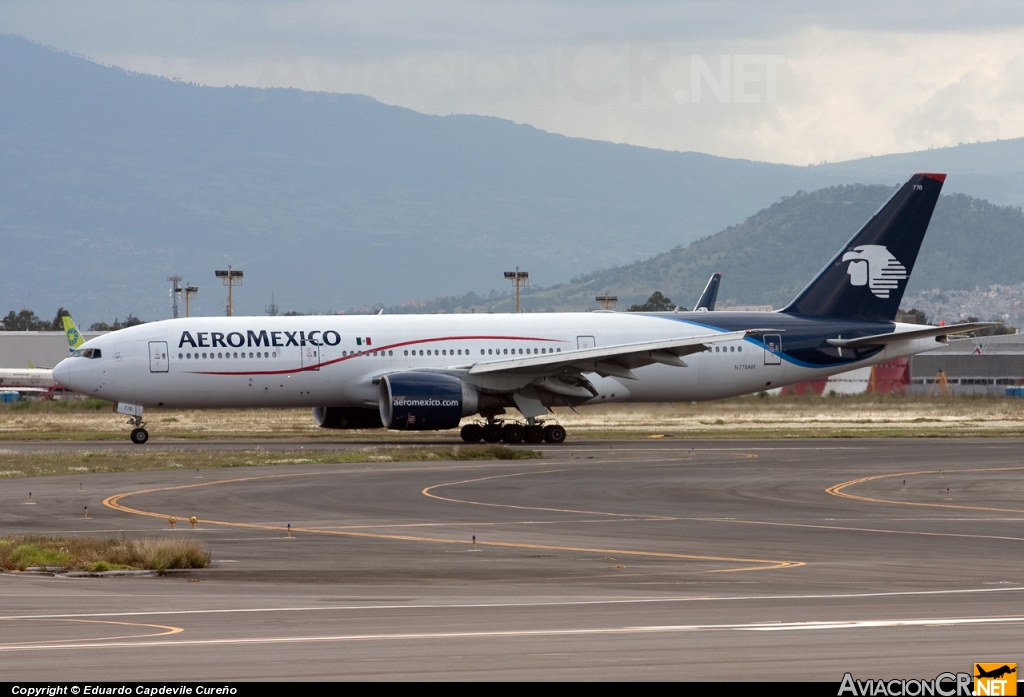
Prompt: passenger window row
<box><xmin>179</xmin><ymin>351</ymin><xmax>277</xmax><ymax>359</ymax></box>
<box><xmin>401</xmin><ymin>347</ymin><xmax>562</xmax><ymax>356</ymax></box>
<box><xmin>174</xmin><ymin>346</ymin><xmax>569</xmax><ymax>361</ymax></box>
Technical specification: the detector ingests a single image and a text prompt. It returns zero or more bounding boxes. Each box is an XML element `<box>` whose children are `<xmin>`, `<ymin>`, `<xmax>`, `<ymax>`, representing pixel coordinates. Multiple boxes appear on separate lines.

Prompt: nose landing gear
<box><xmin>119</xmin><ymin>403</ymin><xmax>149</xmax><ymax>444</ymax></box>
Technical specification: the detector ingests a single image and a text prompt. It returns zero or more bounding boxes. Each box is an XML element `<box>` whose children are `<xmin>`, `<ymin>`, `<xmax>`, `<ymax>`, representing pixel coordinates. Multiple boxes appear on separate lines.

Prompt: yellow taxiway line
<box><xmin>104</xmin><ymin>468</ymin><xmax>803</xmax><ymax>573</ymax></box>
<box><xmin>827</xmin><ymin>466</ymin><xmax>1024</xmax><ymax>514</ymax></box>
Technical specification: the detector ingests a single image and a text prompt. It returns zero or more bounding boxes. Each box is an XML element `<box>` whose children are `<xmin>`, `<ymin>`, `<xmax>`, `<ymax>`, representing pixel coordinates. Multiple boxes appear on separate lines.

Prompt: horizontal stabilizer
<box><xmin>827</xmin><ymin>322</ymin><xmax>1001</xmax><ymax>349</ymax></box>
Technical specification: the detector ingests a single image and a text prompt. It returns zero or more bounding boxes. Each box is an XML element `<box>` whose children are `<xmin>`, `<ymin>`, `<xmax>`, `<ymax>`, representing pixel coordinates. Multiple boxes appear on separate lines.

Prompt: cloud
<box><xmin>4</xmin><ymin>3</ymin><xmax>1024</xmax><ymax>164</ymax></box>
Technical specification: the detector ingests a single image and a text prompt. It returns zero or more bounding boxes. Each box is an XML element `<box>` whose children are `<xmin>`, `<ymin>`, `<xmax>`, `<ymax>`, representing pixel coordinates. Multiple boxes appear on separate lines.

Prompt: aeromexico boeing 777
<box><xmin>53</xmin><ymin>173</ymin><xmax>992</xmax><ymax>445</ymax></box>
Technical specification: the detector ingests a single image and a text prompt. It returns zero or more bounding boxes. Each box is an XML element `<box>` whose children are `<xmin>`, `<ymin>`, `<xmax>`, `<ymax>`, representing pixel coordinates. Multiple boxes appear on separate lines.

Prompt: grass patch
<box><xmin>0</xmin><ymin>535</ymin><xmax>211</xmax><ymax>572</ymax></box>
<box><xmin>126</xmin><ymin>538</ymin><xmax>212</xmax><ymax>571</ymax></box>
<box><xmin>0</xmin><ymin>444</ymin><xmax>541</xmax><ymax>478</ymax></box>
<box><xmin>446</xmin><ymin>445</ymin><xmax>535</xmax><ymax>460</ymax></box>
<box><xmin>6</xmin><ymin>398</ymin><xmax>112</xmax><ymax>412</ymax></box>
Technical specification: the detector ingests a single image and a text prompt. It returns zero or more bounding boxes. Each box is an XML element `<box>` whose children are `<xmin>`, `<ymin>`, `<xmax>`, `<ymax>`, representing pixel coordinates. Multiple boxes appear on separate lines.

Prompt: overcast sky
<box><xmin>5</xmin><ymin>1</ymin><xmax>1024</xmax><ymax>164</ymax></box>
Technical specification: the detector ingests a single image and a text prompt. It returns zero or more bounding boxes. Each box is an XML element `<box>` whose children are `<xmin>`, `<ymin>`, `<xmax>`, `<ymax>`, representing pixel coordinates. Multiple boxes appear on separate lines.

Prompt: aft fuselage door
<box><xmin>149</xmin><ymin>341</ymin><xmax>169</xmax><ymax>372</ymax></box>
<box><xmin>577</xmin><ymin>336</ymin><xmax>596</xmax><ymax>350</ymax></box>
<box><xmin>763</xmin><ymin>334</ymin><xmax>782</xmax><ymax>365</ymax></box>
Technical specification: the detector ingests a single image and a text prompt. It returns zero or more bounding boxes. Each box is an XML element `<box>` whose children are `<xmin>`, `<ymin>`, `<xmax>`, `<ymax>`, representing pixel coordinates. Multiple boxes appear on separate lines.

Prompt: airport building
<box><xmin>0</xmin><ymin>331</ymin><xmax>106</xmax><ymax>370</ymax></box>
<box><xmin>778</xmin><ymin>335</ymin><xmax>1024</xmax><ymax>396</ymax></box>
<box><xmin>909</xmin><ymin>334</ymin><xmax>1024</xmax><ymax>395</ymax></box>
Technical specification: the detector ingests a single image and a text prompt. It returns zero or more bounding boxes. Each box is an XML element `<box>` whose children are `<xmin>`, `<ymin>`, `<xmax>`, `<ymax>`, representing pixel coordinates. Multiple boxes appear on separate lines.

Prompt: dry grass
<box><xmin>2</xmin><ymin>394</ymin><xmax>1024</xmax><ymax>443</ymax></box>
<box><xmin>0</xmin><ymin>535</ymin><xmax>210</xmax><ymax>572</ymax></box>
<box><xmin>550</xmin><ymin>394</ymin><xmax>1024</xmax><ymax>438</ymax></box>
<box><xmin>0</xmin><ymin>444</ymin><xmax>540</xmax><ymax>478</ymax></box>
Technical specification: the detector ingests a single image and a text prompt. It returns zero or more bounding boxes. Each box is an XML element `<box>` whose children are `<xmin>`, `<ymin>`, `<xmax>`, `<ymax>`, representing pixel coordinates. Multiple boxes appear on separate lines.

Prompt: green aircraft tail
<box><xmin>62</xmin><ymin>315</ymin><xmax>84</xmax><ymax>353</ymax></box>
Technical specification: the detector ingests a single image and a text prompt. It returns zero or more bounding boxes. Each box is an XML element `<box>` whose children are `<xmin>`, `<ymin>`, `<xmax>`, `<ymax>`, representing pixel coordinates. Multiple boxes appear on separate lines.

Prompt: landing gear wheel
<box><xmin>502</xmin><ymin>423</ymin><xmax>524</xmax><ymax>444</ymax></box>
<box><xmin>461</xmin><ymin>424</ymin><xmax>483</xmax><ymax>443</ymax></box>
<box><xmin>524</xmin><ymin>425</ymin><xmax>545</xmax><ymax>444</ymax></box>
<box><xmin>482</xmin><ymin>424</ymin><xmax>503</xmax><ymax>443</ymax></box>
<box><xmin>130</xmin><ymin>428</ymin><xmax>149</xmax><ymax>445</ymax></box>
<box><xmin>543</xmin><ymin>424</ymin><xmax>566</xmax><ymax>444</ymax></box>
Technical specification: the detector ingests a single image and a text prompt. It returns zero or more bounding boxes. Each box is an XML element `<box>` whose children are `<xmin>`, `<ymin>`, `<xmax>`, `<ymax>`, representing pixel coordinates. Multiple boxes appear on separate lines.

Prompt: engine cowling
<box><xmin>378</xmin><ymin>372</ymin><xmax>478</xmax><ymax>431</ymax></box>
<box><xmin>312</xmin><ymin>406</ymin><xmax>384</xmax><ymax>429</ymax></box>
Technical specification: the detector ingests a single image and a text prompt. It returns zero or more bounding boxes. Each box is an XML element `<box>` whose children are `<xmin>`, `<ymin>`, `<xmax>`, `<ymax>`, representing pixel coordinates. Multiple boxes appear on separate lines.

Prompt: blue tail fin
<box><xmin>782</xmin><ymin>173</ymin><xmax>945</xmax><ymax>321</ymax></box>
<box><xmin>695</xmin><ymin>272</ymin><xmax>721</xmax><ymax>311</ymax></box>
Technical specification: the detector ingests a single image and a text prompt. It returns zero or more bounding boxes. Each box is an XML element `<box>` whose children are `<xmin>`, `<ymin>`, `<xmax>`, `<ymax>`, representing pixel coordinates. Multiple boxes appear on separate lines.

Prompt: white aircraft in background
<box><xmin>0</xmin><ymin>315</ymin><xmax>86</xmax><ymax>397</ymax></box>
<box><xmin>0</xmin><ymin>368</ymin><xmax>56</xmax><ymax>395</ymax></box>
<box><xmin>53</xmin><ymin>174</ymin><xmax>992</xmax><ymax>444</ymax></box>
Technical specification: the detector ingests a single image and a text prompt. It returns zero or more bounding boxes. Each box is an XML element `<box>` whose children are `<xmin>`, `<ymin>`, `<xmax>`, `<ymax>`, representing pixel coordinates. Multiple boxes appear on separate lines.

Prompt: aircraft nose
<box><xmin>52</xmin><ymin>358</ymin><xmax>73</xmax><ymax>388</ymax></box>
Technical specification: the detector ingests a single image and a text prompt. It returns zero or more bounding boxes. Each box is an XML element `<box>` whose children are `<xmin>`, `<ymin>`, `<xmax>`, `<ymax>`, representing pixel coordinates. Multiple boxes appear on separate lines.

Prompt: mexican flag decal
<box><xmin>356</xmin><ymin>337</ymin><xmax>372</xmax><ymax>346</ymax></box>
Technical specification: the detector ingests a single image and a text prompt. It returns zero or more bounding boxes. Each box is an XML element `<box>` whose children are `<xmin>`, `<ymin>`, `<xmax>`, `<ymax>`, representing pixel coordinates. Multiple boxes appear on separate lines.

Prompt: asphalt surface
<box><xmin>2</xmin><ymin>438</ymin><xmax>1024</xmax><ymax>680</ymax></box>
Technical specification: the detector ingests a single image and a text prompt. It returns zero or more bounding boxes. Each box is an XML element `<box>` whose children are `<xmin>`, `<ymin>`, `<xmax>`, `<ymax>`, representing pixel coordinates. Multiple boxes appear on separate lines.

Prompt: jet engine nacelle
<box><xmin>378</xmin><ymin>372</ymin><xmax>478</xmax><ymax>431</ymax></box>
<box><xmin>312</xmin><ymin>406</ymin><xmax>384</xmax><ymax>429</ymax></box>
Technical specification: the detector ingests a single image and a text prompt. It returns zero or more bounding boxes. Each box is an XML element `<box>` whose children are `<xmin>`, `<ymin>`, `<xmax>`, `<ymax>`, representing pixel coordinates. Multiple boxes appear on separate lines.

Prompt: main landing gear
<box><xmin>461</xmin><ymin>418</ymin><xmax>566</xmax><ymax>444</ymax></box>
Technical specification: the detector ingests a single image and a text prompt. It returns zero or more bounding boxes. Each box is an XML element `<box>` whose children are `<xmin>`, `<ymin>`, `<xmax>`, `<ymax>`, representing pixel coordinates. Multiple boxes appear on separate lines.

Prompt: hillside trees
<box><xmin>628</xmin><ymin>292</ymin><xmax>680</xmax><ymax>312</ymax></box>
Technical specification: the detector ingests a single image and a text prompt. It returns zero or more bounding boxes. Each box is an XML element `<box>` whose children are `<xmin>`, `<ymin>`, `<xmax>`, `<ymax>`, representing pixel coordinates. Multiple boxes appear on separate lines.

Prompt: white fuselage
<box><xmin>52</xmin><ymin>313</ymin><xmax>936</xmax><ymax>410</ymax></box>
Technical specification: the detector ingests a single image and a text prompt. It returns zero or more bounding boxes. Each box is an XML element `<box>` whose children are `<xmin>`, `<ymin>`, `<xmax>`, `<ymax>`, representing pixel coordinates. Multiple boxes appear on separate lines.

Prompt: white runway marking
<box><xmin>2</xmin><ymin>585</ymin><xmax>1022</xmax><ymax>622</ymax></box>
<box><xmin>3</xmin><ymin>615</ymin><xmax>1024</xmax><ymax>651</ymax></box>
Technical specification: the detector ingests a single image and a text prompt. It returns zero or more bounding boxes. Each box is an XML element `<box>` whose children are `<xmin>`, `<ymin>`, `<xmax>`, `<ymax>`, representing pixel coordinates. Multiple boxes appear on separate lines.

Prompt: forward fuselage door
<box><xmin>149</xmin><ymin>341</ymin><xmax>169</xmax><ymax>372</ymax></box>
<box><xmin>763</xmin><ymin>334</ymin><xmax>782</xmax><ymax>365</ymax></box>
<box><xmin>577</xmin><ymin>336</ymin><xmax>596</xmax><ymax>350</ymax></box>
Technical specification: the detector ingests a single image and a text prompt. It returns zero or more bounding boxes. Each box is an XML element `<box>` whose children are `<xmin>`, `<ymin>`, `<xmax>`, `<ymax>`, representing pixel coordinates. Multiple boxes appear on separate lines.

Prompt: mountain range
<box><xmin>456</xmin><ymin>185</ymin><xmax>1024</xmax><ymax>314</ymax></box>
<box><xmin>2</xmin><ymin>34</ymin><xmax>1024</xmax><ymax>323</ymax></box>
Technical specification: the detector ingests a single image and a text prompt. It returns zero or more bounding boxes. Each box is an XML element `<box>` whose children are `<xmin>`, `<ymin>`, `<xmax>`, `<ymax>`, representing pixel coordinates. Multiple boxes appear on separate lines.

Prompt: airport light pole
<box><xmin>504</xmin><ymin>268</ymin><xmax>529</xmax><ymax>313</ymax></box>
<box><xmin>184</xmin><ymin>285</ymin><xmax>198</xmax><ymax>317</ymax></box>
<box><xmin>167</xmin><ymin>275</ymin><xmax>183</xmax><ymax>319</ymax></box>
<box><xmin>215</xmin><ymin>266</ymin><xmax>243</xmax><ymax>317</ymax></box>
<box><xmin>596</xmin><ymin>294</ymin><xmax>618</xmax><ymax>310</ymax></box>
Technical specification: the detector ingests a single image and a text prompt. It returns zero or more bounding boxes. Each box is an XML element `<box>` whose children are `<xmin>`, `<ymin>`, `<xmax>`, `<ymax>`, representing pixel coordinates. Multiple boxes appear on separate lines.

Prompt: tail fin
<box><xmin>782</xmin><ymin>173</ymin><xmax>945</xmax><ymax>321</ymax></box>
<box><xmin>695</xmin><ymin>272</ymin><xmax>721</xmax><ymax>311</ymax></box>
<box><xmin>62</xmin><ymin>315</ymin><xmax>84</xmax><ymax>353</ymax></box>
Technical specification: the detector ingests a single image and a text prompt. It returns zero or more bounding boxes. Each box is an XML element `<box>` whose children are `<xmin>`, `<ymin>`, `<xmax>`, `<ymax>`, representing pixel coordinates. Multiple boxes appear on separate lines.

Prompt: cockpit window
<box><xmin>71</xmin><ymin>348</ymin><xmax>101</xmax><ymax>359</ymax></box>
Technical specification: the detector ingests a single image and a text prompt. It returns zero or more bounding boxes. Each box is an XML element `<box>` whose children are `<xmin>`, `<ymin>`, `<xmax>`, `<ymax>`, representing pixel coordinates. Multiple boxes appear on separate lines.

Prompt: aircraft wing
<box><xmin>466</xmin><ymin>328</ymin><xmax>780</xmax><ymax>381</ymax></box>
<box><xmin>827</xmin><ymin>322</ymin><xmax>1001</xmax><ymax>349</ymax></box>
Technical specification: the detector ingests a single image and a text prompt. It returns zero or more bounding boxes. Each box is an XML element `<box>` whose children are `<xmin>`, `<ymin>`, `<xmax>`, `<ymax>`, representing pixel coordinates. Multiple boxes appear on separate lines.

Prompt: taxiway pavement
<box><xmin>2</xmin><ymin>439</ymin><xmax>1023</xmax><ymax>680</ymax></box>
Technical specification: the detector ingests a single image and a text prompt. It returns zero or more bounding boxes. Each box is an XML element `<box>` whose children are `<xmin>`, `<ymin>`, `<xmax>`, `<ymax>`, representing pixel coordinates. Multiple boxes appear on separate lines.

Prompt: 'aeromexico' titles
<box><xmin>178</xmin><ymin>330</ymin><xmax>342</xmax><ymax>349</ymax></box>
